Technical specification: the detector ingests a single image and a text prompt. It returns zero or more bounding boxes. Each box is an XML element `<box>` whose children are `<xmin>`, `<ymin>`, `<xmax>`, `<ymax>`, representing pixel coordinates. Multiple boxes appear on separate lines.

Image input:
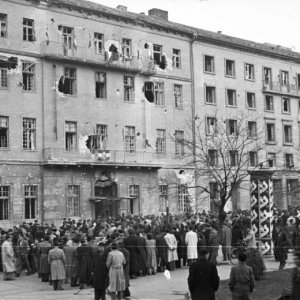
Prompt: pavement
<box><xmin>0</xmin><ymin>252</ymin><xmax>296</xmax><ymax>300</ymax></box>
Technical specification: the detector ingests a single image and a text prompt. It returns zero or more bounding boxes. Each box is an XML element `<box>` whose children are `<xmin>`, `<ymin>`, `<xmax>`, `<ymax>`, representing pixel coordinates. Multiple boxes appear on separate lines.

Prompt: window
<box><xmin>297</xmin><ymin>74</ymin><xmax>300</xmax><ymax>90</ymax></box>
<box><xmin>65</xmin><ymin>121</ymin><xmax>77</xmax><ymax>151</ymax></box>
<box><xmin>153</xmin><ymin>44</ymin><xmax>162</xmax><ymax>65</ymax></box>
<box><xmin>0</xmin><ymin>116</ymin><xmax>8</xmax><ymax>148</ymax></box>
<box><xmin>266</xmin><ymin>122</ymin><xmax>275</xmax><ymax>143</ymax></box>
<box><xmin>23</xmin><ymin>18</ymin><xmax>35</xmax><ymax>41</ymax></box>
<box><xmin>124</xmin><ymin>126</ymin><xmax>135</xmax><ymax>152</ymax></box>
<box><xmin>206</xmin><ymin>117</ymin><xmax>217</xmax><ymax>135</ymax></box>
<box><xmin>265</xmin><ymin>95</ymin><xmax>274</xmax><ymax>112</ymax></box>
<box><xmin>248</xmin><ymin>121</ymin><xmax>257</xmax><ymax>138</ymax></box>
<box><xmin>225</xmin><ymin>59</ymin><xmax>235</xmax><ymax>77</ymax></box>
<box><xmin>226</xmin><ymin>89</ymin><xmax>237</xmax><ymax>106</ymax></box>
<box><xmin>122</xmin><ymin>38</ymin><xmax>131</xmax><ymax>58</ymax></box>
<box><xmin>208</xmin><ymin>149</ymin><xmax>218</xmax><ymax>166</ymax></box>
<box><xmin>204</xmin><ymin>55</ymin><xmax>215</xmax><ymax>73</ymax></box>
<box><xmin>22</xmin><ymin>62</ymin><xmax>35</xmax><ymax>91</ymax></box>
<box><xmin>94</xmin><ymin>32</ymin><xmax>104</xmax><ymax>54</ymax></box>
<box><xmin>280</xmin><ymin>70</ymin><xmax>289</xmax><ymax>86</ymax></box>
<box><xmin>172</xmin><ymin>49</ymin><xmax>181</xmax><ymax>68</ymax></box>
<box><xmin>263</xmin><ymin>67</ymin><xmax>272</xmax><ymax>85</ymax></box>
<box><xmin>249</xmin><ymin>151</ymin><xmax>258</xmax><ymax>167</ymax></box>
<box><xmin>95</xmin><ymin>124</ymin><xmax>107</xmax><ymax>150</ymax></box>
<box><xmin>95</xmin><ymin>72</ymin><xmax>106</xmax><ymax>99</ymax></box>
<box><xmin>124</xmin><ymin>76</ymin><xmax>135</xmax><ymax>102</ymax></box>
<box><xmin>67</xmin><ymin>185</ymin><xmax>80</xmax><ymax>217</ymax></box>
<box><xmin>177</xmin><ymin>185</ymin><xmax>189</xmax><ymax>213</ymax></box>
<box><xmin>24</xmin><ymin>185</ymin><xmax>37</xmax><ymax>219</ymax></box>
<box><xmin>156</xmin><ymin>129</ymin><xmax>166</xmax><ymax>154</ymax></box>
<box><xmin>175</xmin><ymin>130</ymin><xmax>184</xmax><ymax>156</ymax></box>
<box><xmin>246</xmin><ymin>92</ymin><xmax>256</xmax><ymax>109</ymax></box>
<box><xmin>229</xmin><ymin>150</ymin><xmax>239</xmax><ymax>166</ymax></box>
<box><xmin>0</xmin><ymin>14</ymin><xmax>7</xmax><ymax>38</ymax></box>
<box><xmin>0</xmin><ymin>186</ymin><xmax>9</xmax><ymax>220</ymax></box>
<box><xmin>154</xmin><ymin>81</ymin><xmax>165</xmax><ymax>106</ymax></box>
<box><xmin>174</xmin><ymin>84</ymin><xmax>183</xmax><ymax>109</ymax></box>
<box><xmin>285</xmin><ymin>153</ymin><xmax>294</xmax><ymax>168</ymax></box>
<box><xmin>267</xmin><ymin>152</ymin><xmax>276</xmax><ymax>167</ymax></box>
<box><xmin>283</xmin><ymin>124</ymin><xmax>293</xmax><ymax>144</ymax></box>
<box><xmin>205</xmin><ymin>86</ymin><xmax>216</xmax><ymax>104</ymax></box>
<box><xmin>23</xmin><ymin>118</ymin><xmax>36</xmax><ymax>150</ymax></box>
<box><xmin>129</xmin><ymin>185</ymin><xmax>139</xmax><ymax>214</ymax></box>
<box><xmin>0</xmin><ymin>67</ymin><xmax>8</xmax><ymax>88</ymax></box>
<box><xmin>159</xmin><ymin>185</ymin><xmax>168</xmax><ymax>212</ymax></box>
<box><xmin>59</xmin><ymin>26</ymin><xmax>75</xmax><ymax>55</ymax></box>
<box><xmin>245</xmin><ymin>63</ymin><xmax>255</xmax><ymax>80</ymax></box>
<box><xmin>227</xmin><ymin>119</ymin><xmax>237</xmax><ymax>136</ymax></box>
<box><xmin>282</xmin><ymin>97</ymin><xmax>291</xmax><ymax>113</ymax></box>
<box><xmin>209</xmin><ymin>182</ymin><xmax>220</xmax><ymax>212</ymax></box>
<box><xmin>64</xmin><ymin>67</ymin><xmax>76</xmax><ymax>95</ymax></box>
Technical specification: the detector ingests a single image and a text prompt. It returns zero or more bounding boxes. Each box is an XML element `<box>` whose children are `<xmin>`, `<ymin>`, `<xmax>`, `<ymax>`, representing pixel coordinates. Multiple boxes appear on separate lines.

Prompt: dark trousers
<box><xmin>53</xmin><ymin>279</ymin><xmax>63</xmax><ymax>290</ymax></box>
<box><xmin>94</xmin><ymin>288</ymin><xmax>106</xmax><ymax>300</ymax></box>
<box><xmin>41</xmin><ymin>273</ymin><xmax>49</xmax><ymax>282</ymax></box>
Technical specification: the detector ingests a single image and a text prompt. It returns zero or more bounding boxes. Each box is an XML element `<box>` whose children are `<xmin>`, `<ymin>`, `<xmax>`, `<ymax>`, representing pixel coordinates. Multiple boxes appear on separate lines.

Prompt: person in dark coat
<box><xmin>156</xmin><ymin>231</ymin><xmax>168</xmax><ymax>272</ymax></box>
<box><xmin>117</xmin><ymin>239</ymin><xmax>131</xmax><ymax>298</ymax></box>
<box><xmin>124</xmin><ymin>229</ymin><xmax>139</xmax><ymax>279</ymax></box>
<box><xmin>231</xmin><ymin>222</ymin><xmax>244</xmax><ymax>247</ymax></box>
<box><xmin>91</xmin><ymin>242</ymin><xmax>109</xmax><ymax>300</ymax></box>
<box><xmin>39</xmin><ymin>235</ymin><xmax>52</xmax><ymax>282</ymax></box>
<box><xmin>188</xmin><ymin>248</ymin><xmax>220</xmax><ymax>300</ymax></box>
<box><xmin>136</xmin><ymin>233</ymin><xmax>147</xmax><ymax>276</ymax></box>
<box><xmin>77</xmin><ymin>239</ymin><xmax>93</xmax><ymax>289</ymax></box>
<box><xmin>276</xmin><ymin>226</ymin><xmax>290</xmax><ymax>270</ymax></box>
<box><xmin>291</xmin><ymin>252</ymin><xmax>300</xmax><ymax>300</ymax></box>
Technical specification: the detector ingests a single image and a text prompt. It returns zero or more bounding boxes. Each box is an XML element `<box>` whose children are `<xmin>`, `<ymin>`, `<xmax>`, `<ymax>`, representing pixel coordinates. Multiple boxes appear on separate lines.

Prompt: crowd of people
<box><xmin>1</xmin><ymin>206</ymin><xmax>300</xmax><ymax>300</ymax></box>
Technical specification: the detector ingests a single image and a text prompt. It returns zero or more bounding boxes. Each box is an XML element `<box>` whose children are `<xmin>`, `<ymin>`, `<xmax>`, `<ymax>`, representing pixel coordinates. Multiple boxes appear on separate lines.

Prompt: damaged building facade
<box><xmin>1</xmin><ymin>0</ymin><xmax>300</xmax><ymax>228</ymax></box>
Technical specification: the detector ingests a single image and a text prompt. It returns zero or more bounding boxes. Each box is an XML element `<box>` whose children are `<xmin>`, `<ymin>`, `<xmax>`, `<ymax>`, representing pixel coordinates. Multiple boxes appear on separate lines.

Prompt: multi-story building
<box><xmin>1</xmin><ymin>0</ymin><xmax>300</xmax><ymax>229</ymax></box>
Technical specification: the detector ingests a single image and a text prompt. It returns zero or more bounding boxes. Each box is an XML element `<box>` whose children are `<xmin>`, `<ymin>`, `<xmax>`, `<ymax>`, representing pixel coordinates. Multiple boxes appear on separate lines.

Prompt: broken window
<box><xmin>0</xmin><ymin>68</ymin><xmax>8</xmax><ymax>87</ymax></box>
<box><xmin>204</xmin><ymin>55</ymin><xmax>215</xmax><ymax>73</ymax></box>
<box><xmin>124</xmin><ymin>126</ymin><xmax>135</xmax><ymax>153</ymax></box>
<box><xmin>0</xmin><ymin>13</ymin><xmax>7</xmax><ymax>38</ymax></box>
<box><xmin>227</xmin><ymin>119</ymin><xmax>238</xmax><ymax>136</ymax></box>
<box><xmin>122</xmin><ymin>38</ymin><xmax>132</xmax><ymax>58</ymax></box>
<box><xmin>226</xmin><ymin>89</ymin><xmax>237</xmax><ymax>106</ymax></box>
<box><xmin>107</xmin><ymin>44</ymin><xmax>120</xmax><ymax>62</ymax></box>
<box><xmin>23</xmin><ymin>118</ymin><xmax>36</xmax><ymax>150</ymax></box>
<box><xmin>282</xmin><ymin>97</ymin><xmax>290</xmax><ymax>113</ymax></box>
<box><xmin>22</xmin><ymin>62</ymin><xmax>35</xmax><ymax>91</ymax></box>
<box><xmin>95</xmin><ymin>72</ymin><xmax>106</xmax><ymax>99</ymax></box>
<box><xmin>205</xmin><ymin>86</ymin><xmax>216</xmax><ymax>104</ymax></box>
<box><xmin>156</xmin><ymin>129</ymin><xmax>166</xmax><ymax>154</ymax></box>
<box><xmin>246</xmin><ymin>92</ymin><xmax>256</xmax><ymax>109</ymax></box>
<box><xmin>67</xmin><ymin>185</ymin><xmax>80</xmax><ymax>217</ymax></box>
<box><xmin>264</xmin><ymin>67</ymin><xmax>272</xmax><ymax>85</ymax></box>
<box><xmin>154</xmin><ymin>81</ymin><xmax>165</xmax><ymax>106</ymax></box>
<box><xmin>0</xmin><ymin>116</ymin><xmax>8</xmax><ymax>148</ymax></box>
<box><xmin>265</xmin><ymin>95</ymin><xmax>274</xmax><ymax>112</ymax></box>
<box><xmin>206</xmin><ymin>117</ymin><xmax>217</xmax><ymax>135</ymax></box>
<box><xmin>58</xmin><ymin>67</ymin><xmax>76</xmax><ymax>95</ymax></box>
<box><xmin>24</xmin><ymin>185</ymin><xmax>37</xmax><ymax>219</ymax></box>
<box><xmin>94</xmin><ymin>32</ymin><xmax>104</xmax><ymax>54</ymax></box>
<box><xmin>177</xmin><ymin>185</ymin><xmax>189</xmax><ymax>213</ymax></box>
<box><xmin>23</xmin><ymin>18</ymin><xmax>35</xmax><ymax>41</ymax></box>
<box><xmin>65</xmin><ymin>121</ymin><xmax>77</xmax><ymax>151</ymax></box>
<box><xmin>124</xmin><ymin>76</ymin><xmax>134</xmax><ymax>102</ymax></box>
<box><xmin>144</xmin><ymin>81</ymin><xmax>154</xmax><ymax>103</ymax></box>
<box><xmin>249</xmin><ymin>151</ymin><xmax>258</xmax><ymax>167</ymax></box>
<box><xmin>225</xmin><ymin>59</ymin><xmax>235</xmax><ymax>77</ymax></box>
<box><xmin>174</xmin><ymin>84</ymin><xmax>183</xmax><ymax>109</ymax></box>
<box><xmin>245</xmin><ymin>63</ymin><xmax>255</xmax><ymax>80</ymax></box>
<box><xmin>175</xmin><ymin>130</ymin><xmax>184</xmax><ymax>156</ymax></box>
<box><xmin>0</xmin><ymin>186</ymin><xmax>9</xmax><ymax>220</ymax></box>
<box><xmin>172</xmin><ymin>49</ymin><xmax>181</xmax><ymax>68</ymax></box>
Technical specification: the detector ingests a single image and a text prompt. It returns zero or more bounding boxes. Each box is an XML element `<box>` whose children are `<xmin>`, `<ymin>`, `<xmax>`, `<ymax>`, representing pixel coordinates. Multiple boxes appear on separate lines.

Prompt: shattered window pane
<box><xmin>122</xmin><ymin>38</ymin><xmax>131</xmax><ymax>58</ymax></box>
<box><xmin>153</xmin><ymin>44</ymin><xmax>162</xmax><ymax>65</ymax></box>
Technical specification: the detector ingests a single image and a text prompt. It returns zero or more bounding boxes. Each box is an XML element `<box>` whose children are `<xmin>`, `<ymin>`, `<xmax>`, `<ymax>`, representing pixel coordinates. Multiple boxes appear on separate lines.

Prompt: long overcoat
<box><xmin>91</xmin><ymin>250</ymin><xmax>109</xmax><ymax>290</ymax></box>
<box><xmin>63</xmin><ymin>245</ymin><xmax>73</xmax><ymax>279</ymax></box>
<box><xmin>77</xmin><ymin>244</ymin><xmax>93</xmax><ymax>283</ymax></box>
<box><xmin>119</xmin><ymin>247</ymin><xmax>130</xmax><ymax>289</ymax></box>
<box><xmin>48</xmin><ymin>246</ymin><xmax>66</xmax><ymax>280</ymax></box>
<box><xmin>1</xmin><ymin>240</ymin><xmax>15</xmax><ymax>273</ymax></box>
<box><xmin>124</xmin><ymin>235</ymin><xmax>139</xmax><ymax>275</ymax></box>
<box><xmin>185</xmin><ymin>230</ymin><xmax>198</xmax><ymax>260</ymax></box>
<box><xmin>145</xmin><ymin>238</ymin><xmax>157</xmax><ymax>270</ymax></box>
<box><xmin>164</xmin><ymin>233</ymin><xmax>178</xmax><ymax>262</ymax></box>
<box><xmin>39</xmin><ymin>241</ymin><xmax>52</xmax><ymax>274</ymax></box>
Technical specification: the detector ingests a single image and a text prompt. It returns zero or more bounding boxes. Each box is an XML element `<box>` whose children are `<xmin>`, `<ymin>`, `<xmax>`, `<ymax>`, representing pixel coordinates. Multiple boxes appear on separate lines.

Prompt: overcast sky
<box><xmin>90</xmin><ymin>0</ymin><xmax>300</xmax><ymax>52</ymax></box>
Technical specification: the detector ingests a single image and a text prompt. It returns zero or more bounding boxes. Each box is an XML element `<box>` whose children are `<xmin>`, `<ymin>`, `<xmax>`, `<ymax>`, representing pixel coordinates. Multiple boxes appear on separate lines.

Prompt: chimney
<box><xmin>148</xmin><ymin>8</ymin><xmax>168</xmax><ymax>21</ymax></box>
<box><xmin>116</xmin><ymin>5</ymin><xmax>127</xmax><ymax>12</ymax></box>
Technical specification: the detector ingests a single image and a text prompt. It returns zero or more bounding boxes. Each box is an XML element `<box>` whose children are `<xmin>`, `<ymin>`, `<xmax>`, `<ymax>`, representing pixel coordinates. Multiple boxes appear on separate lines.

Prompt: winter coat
<box><xmin>185</xmin><ymin>230</ymin><xmax>198</xmax><ymax>260</ymax></box>
<box><xmin>39</xmin><ymin>241</ymin><xmax>52</xmax><ymax>274</ymax></box>
<box><xmin>124</xmin><ymin>235</ymin><xmax>139</xmax><ymax>275</ymax></box>
<box><xmin>48</xmin><ymin>247</ymin><xmax>66</xmax><ymax>280</ymax></box>
<box><xmin>145</xmin><ymin>239</ymin><xmax>157</xmax><ymax>270</ymax></box>
<box><xmin>156</xmin><ymin>234</ymin><xmax>168</xmax><ymax>268</ymax></box>
<box><xmin>119</xmin><ymin>247</ymin><xmax>130</xmax><ymax>289</ymax></box>
<box><xmin>164</xmin><ymin>233</ymin><xmax>178</xmax><ymax>262</ymax></box>
<box><xmin>91</xmin><ymin>251</ymin><xmax>109</xmax><ymax>290</ymax></box>
<box><xmin>63</xmin><ymin>245</ymin><xmax>73</xmax><ymax>279</ymax></box>
<box><xmin>77</xmin><ymin>244</ymin><xmax>93</xmax><ymax>284</ymax></box>
<box><xmin>1</xmin><ymin>240</ymin><xmax>15</xmax><ymax>273</ymax></box>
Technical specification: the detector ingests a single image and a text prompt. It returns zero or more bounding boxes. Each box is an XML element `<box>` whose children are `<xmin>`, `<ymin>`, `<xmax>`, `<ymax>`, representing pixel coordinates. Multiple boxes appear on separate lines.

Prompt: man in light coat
<box><xmin>2</xmin><ymin>235</ymin><xmax>16</xmax><ymax>281</ymax></box>
<box><xmin>185</xmin><ymin>226</ymin><xmax>198</xmax><ymax>265</ymax></box>
<box><xmin>220</xmin><ymin>222</ymin><xmax>232</xmax><ymax>261</ymax></box>
<box><xmin>164</xmin><ymin>227</ymin><xmax>178</xmax><ymax>271</ymax></box>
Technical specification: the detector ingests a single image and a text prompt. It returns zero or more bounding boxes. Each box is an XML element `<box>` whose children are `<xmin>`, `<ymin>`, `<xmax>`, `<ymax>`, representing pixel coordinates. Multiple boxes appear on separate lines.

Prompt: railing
<box><xmin>262</xmin><ymin>80</ymin><xmax>300</xmax><ymax>96</ymax></box>
<box><xmin>40</xmin><ymin>41</ymin><xmax>155</xmax><ymax>73</ymax></box>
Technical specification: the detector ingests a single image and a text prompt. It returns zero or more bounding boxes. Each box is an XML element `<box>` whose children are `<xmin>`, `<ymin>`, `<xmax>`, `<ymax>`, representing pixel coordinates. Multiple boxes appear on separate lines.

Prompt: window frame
<box><xmin>0</xmin><ymin>67</ymin><xmax>8</xmax><ymax>88</ymax></box>
<box><xmin>175</xmin><ymin>130</ymin><xmax>184</xmax><ymax>156</ymax></box>
<box><xmin>246</xmin><ymin>92</ymin><xmax>256</xmax><ymax>110</ymax></box>
<box><xmin>225</xmin><ymin>59</ymin><xmax>236</xmax><ymax>77</ymax></box>
<box><xmin>283</xmin><ymin>123</ymin><xmax>293</xmax><ymax>145</ymax></box>
<box><xmin>0</xmin><ymin>185</ymin><xmax>10</xmax><ymax>220</ymax></box>
<box><xmin>204</xmin><ymin>54</ymin><xmax>215</xmax><ymax>74</ymax></box>
<box><xmin>63</xmin><ymin>67</ymin><xmax>77</xmax><ymax>96</ymax></box>
<box><xmin>65</xmin><ymin>121</ymin><xmax>77</xmax><ymax>151</ymax></box>
<box><xmin>227</xmin><ymin>119</ymin><xmax>238</xmax><ymax>136</ymax></box>
<box><xmin>285</xmin><ymin>153</ymin><xmax>294</xmax><ymax>168</ymax></box>
<box><xmin>67</xmin><ymin>185</ymin><xmax>80</xmax><ymax>217</ymax></box>
<box><xmin>0</xmin><ymin>13</ymin><xmax>7</xmax><ymax>38</ymax></box>
<box><xmin>94</xmin><ymin>32</ymin><xmax>104</xmax><ymax>54</ymax></box>
<box><xmin>226</xmin><ymin>88</ymin><xmax>237</xmax><ymax>107</ymax></box>
<box><xmin>205</xmin><ymin>85</ymin><xmax>216</xmax><ymax>105</ymax></box>
<box><xmin>177</xmin><ymin>184</ymin><xmax>189</xmax><ymax>213</ymax></box>
<box><xmin>174</xmin><ymin>84</ymin><xmax>183</xmax><ymax>109</ymax></box>
<box><xmin>265</xmin><ymin>121</ymin><xmax>276</xmax><ymax>144</ymax></box>
<box><xmin>159</xmin><ymin>184</ymin><xmax>168</xmax><ymax>212</ymax></box>
<box><xmin>229</xmin><ymin>150</ymin><xmax>239</xmax><ymax>166</ymax></box>
<box><xmin>22</xmin><ymin>62</ymin><xmax>35</xmax><ymax>91</ymax></box>
<box><xmin>0</xmin><ymin>116</ymin><xmax>9</xmax><ymax>148</ymax></box>
<box><xmin>282</xmin><ymin>97</ymin><xmax>291</xmax><ymax>114</ymax></box>
<box><xmin>124</xmin><ymin>126</ymin><xmax>136</xmax><ymax>153</ymax></box>
<box><xmin>23</xmin><ymin>18</ymin><xmax>35</xmax><ymax>42</ymax></box>
<box><xmin>153</xmin><ymin>44</ymin><xmax>162</xmax><ymax>66</ymax></box>
<box><xmin>23</xmin><ymin>184</ymin><xmax>38</xmax><ymax>219</ymax></box>
<box><xmin>154</xmin><ymin>81</ymin><xmax>165</xmax><ymax>106</ymax></box>
<box><xmin>248</xmin><ymin>121</ymin><xmax>257</xmax><ymax>138</ymax></box>
<box><xmin>156</xmin><ymin>129</ymin><xmax>166</xmax><ymax>155</ymax></box>
<box><xmin>95</xmin><ymin>72</ymin><xmax>106</xmax><ymax>99</ymax></box>
<box><xmin>245</xmin><ymin>63</ymin><xmax>255</xmax><ymax>81</ymax></box>
<box><xmin>264</xmin><ymin>94</ymin><xmax>274</xmax><ymax>112</ymax></box>
<box><xmin>95</xmin><ymin>124</ymin><xmax>108</xmax><ymax>150</ymax></box>
<box><xmin>124</xmin><ymin>75</ymin><xmax>135</xmax><ymax>102</ymax></box>
<box><xmin>206</xmin><ymin>116</ymin><xmax>217</xmax><ymax>135</ymax></box>
<box><xmin>172</xmin><ymin>48</ymin><xmax>181</xmax><ymax>69</ymax></box>
<box><xmin>267</xmin><ymin>152</ymin><xmax>276</xmax><ymax>167</ymax></box>
<box><xmin>22</xmin><ymin>117</ymin><xmax>36</xmax><ymax>150</ymax></box>
<box><xmin>208</xmin><ymin>149</ymin><xmax>218</xmax><ymax>166</ymax></box>
<box><xmin>122</xmin><ymin>38</ymin><xmax>132</xmax><ymax>58</ymax></box>
<box><xmin>249</xmin><ymin>151</ymin><xmax>258</xmax><ymax>167</ymax></box>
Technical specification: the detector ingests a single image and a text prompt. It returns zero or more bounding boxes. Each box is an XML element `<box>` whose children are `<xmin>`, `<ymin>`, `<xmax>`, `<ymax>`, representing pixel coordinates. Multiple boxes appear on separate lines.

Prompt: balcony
<box><xmin>40</xmin><ymin>41</ymin><xmax>155</xmax><ymax>75</ymax></box>
<box><xmin>262</xmin><ymin>80</ymin><xmax>300</xmax><ymax>97</ymax></box>
<box><xmin>42</xmin><ymin>148</ymin><xmax>163</xmax><ymax>168</ymax></box>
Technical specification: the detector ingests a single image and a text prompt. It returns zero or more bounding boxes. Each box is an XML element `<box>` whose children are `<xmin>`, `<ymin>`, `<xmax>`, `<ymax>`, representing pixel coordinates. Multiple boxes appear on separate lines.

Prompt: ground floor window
<box><xmin>0</xmin><ymin>186</ymin><xmax>9</xmax><ymax>220</ymax></box>
<box><xmin>67</xmin><ymin>185</ymin><xmax>80</xmax><ymax>217</ymax></box>
<box><xmin>129</xmin><ymin>185</ymin><xmax>139</xmax><ymax>214</ymax></box>
<box><xmin>177</xmin><ymin>185</ymin><xmax>189</xmax><ymax>212</ymax></box>
<box><xmin>159</xmin><ymin>185</ymin><xmax>168</xmax><ymax>212</ymax></box>
<box><xmin>24</xmin><ymin>185</ymin><xmax>37</xmax><ymax>219</ymax></box>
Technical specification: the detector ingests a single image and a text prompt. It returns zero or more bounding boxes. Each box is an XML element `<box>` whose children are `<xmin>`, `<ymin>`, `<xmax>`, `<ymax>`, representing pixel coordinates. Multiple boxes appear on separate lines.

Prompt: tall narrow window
<box><xmin>156</xmin><ymin>129</ymin><xmax>166</xmax><ymax>154</ymax></box>
<box><xmin>95</xmin><ymin>124</ymin><xmax>107</xmax><ymax>150</ymax></box>
<box><xmin>65</xmin><ymin>121</ymin><xmax>77</xmax><ymax>151</ymax></box>
<box><xmin>267</xmin><ymin>153</ymin><xmax>276</xmax><ymax>167</ymax></box>
<box><xmin>0</xmin><ymin>116</ymin><xmax>8</xmax><ymax>148</ymax></box>
<box><xmin>205</xmin><ymin>86</ymin><xmax>216</xmax><ymax>104</ymax></box>
<box><xmin>0</xmin><ymin>186</ymin><xmax>9</xmax><ymax>220</ymax></box>
<box><xmin>172</xmin><ymin>49</ymin><xmax>181</xmax><ymax>68</ymax></box>
<box><xmin>266</xmin><ymin>122</ymin><xmax>275</xmax><ymax>143</ymax></box>
<box><xmin>153</xmin><ymin>44</ymin><xmax>162</xmax><ymax>66</ymax></box>
<box><xmin>159</xmin><ymin>185</ymin><xmax>168</xmax><ymax>212</ymax></box>
<box><xmin>245</xmin><ymin>63</ymin><xmax>255</xmax><ymax>80</ymax></box>
<box><xmin>174</xmin><ymin>84</ymin><xmax>183</xmax><ymax>109</ymax></box>
<box><xmin>0</xmin><ymin>14</ymin><xmax>7</xmax><ymax>38</ymax></box>
<box><xmin>283</xmin><ymin>124</ymin><xmax>293</xmax><ymax>144</ymax></box>
<box><xmin>154</xmin><ymin>81</ymin><xmax>165</xmax><ymax>106</ymax></box>
<box><xmin>23</xmin><ymin>118</ymin><xmax>36</xmax><ymax>150</ymax></box>
<box><xmin>227</xmin><ymin>119</ymin><xmax>237</xmax><ymax>136</ymax></box>
<box><xmin>24</xmin><ymin>185</ymin><xmax>37</xmax><ymax>219</ymax></box>
<box><xmin>177</xmin><ymin>185</ymin><xmax>189</xmax><ymax>212</ymax></box>
<box><xmin>122</xmin><ymin>38</ymin><xmax>131</xmax><ymax>58</ymax></box>
<box><xmin>249</xmin><ymin>151</ymin><xmax>258</xmax><ymax>167</ymax></box>
<box><xmin>225</xmin><ymin>59</ymin><xmax>235</xmax><ymax>77</ymax></box>
<box><xmin>124</xmin><ymin>126</ymin><xmax>135</xmax><ymax>153</ymax></box>
<box><xmin>129</xmin><ymin>185</ymin><xmax>139</xmax><ymax>214</ymax></box>
<box><xmin>95</xmin><ymin>72</ymin><xmax>106</xmax><ymax>99</ymax></box>
<box><xmin>282</xmin><ymin>97</ymin><xmax>291</xmax><ymax>113</ymax></box>
<box><xmin>263</xmin><ymin>67</ymin><xmax>272</xmax><ymax>85</ymax></box>
<box><xmin>94</xmin><ymin>32</ymin><xmax>104</xmax><ymax>54</ymax></box>
<box><xmin>229</xmin><ymin>150</ymin><xmax>239</xmax><ymax>166</ymax></box>
<box><xmin>175</xmin><ymin>130</ymin><xmax>184</xmax><ymax>156</ymax></box>
<box><xmin>206</xmin><ymin>117</ymin><xmax>217</xmax><ymax>135</ymax></box>
<box><xmin>23</xmin><ymin>18</ymin><xmax>35</xmax><ymax>41</ymax></box>
<box><xmin>226</xmin><ymin>89</ymin><xmax>237</xmax><ymax>106</ymax></box>
<box><xmin>204</xmin><ymin>55</ymin><xmax>215</xmax><ymax>73</ymax></box>
<box><xmin>265</xmin><ymin>95</ymin><xmax>274</xmax><ymax>112</ymax></box>
<box><xmin>248</xmin><ymin>121</ymin><xmax>257</xmax><ymax>138</ymax></box>
<box><xmin>208</xmin><ymin>149</ymin><xmax>218</xmax><ymax>166</ymax></box>
<box><xmin>285</xmin><ymin>153</ymin><xmax>294</xmax><ymax>168</ymax></box>
<box><xmin>124</xmin><ymin>76</ymin><xmax>134</xmax><ymax>102</ymax></box>
<box><xmin>280</xmin><ymin>70</ymin><xmax>289</xmax><ymax>86</ymax></box>
<box><xmin>22</xmin><ymin>62</ymin><xmax>35</xmax><ymax>91</ymax></box>
<box><xmin>209</xmin><ymin>182</ymin><xmax>220</xmax><ymax>212</ymax></box>
<box><xmin>64</xmin><ymin>67</ymin><xmax>76</xmax><ymax>95</ymax></box>
<box><xmin>246</xmin><ymin>92</ymin><xmax>256</xmax><ymax>109</ymax></box>
<box><xmin>0</xmin><ymin>67</ymin><xmax>8</xmax><ymax>88</ymax></box>
<box><xmin>59</xmin><ymin>26</ymin><xmax>75</xmax><ymax>55</ymax></box>
<box><xmin>67</xmin><ymin>185</ymin><xmax>80</xmax><ymax>217</ymax></box>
